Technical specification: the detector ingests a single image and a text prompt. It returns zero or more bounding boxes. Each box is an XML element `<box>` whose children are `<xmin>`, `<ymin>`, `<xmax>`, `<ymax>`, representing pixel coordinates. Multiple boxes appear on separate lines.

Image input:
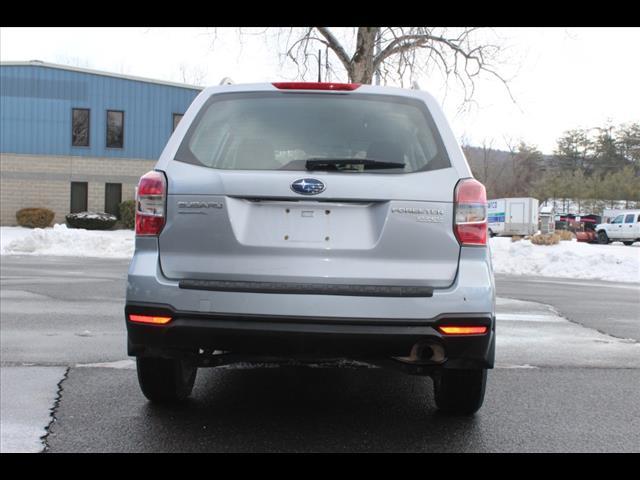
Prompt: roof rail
<box><xmin>219</xmin><ymin>77</ymin><xmax>234</xmax><ymax>86</ymax></box>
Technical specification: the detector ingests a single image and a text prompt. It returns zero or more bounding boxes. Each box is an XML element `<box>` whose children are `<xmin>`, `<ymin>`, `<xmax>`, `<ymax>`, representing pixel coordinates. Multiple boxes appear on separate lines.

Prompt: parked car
<box><xmin>125</xmin><ymin>82</ymin><xmax>495</xmax><ymax>414</ymax></box>
<box><xmin>595</xmin><ymin>210</ymin><xmax>640</xmax><ymax>245</ymax></box>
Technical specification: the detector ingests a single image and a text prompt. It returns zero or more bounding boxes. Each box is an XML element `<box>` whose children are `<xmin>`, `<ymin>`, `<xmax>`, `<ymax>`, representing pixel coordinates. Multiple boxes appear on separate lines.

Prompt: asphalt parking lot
<box><xmin>1</xmin><ymin>256</ymin><xmax>639</xmax><ymax>452</ymax></box>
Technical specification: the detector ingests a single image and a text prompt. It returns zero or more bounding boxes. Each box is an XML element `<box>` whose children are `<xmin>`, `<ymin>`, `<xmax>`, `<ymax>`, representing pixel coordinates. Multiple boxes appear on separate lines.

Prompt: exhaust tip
<box><xmin>394</xmin><ymin>341</ymin><xmax>446</xmax><ymax>365</ymax></box>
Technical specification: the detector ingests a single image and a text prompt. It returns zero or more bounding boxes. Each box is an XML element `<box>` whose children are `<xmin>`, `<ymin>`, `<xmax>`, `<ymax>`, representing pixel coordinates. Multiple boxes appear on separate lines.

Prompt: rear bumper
<box><xmin>126</xmin><ymin>303</ymin><xmax>495</xmax><ymax>369</ymax></box>
<box><xmin>126</xmin><ymin>237</ymin><xmax>496</xmax><ymax>369</ymax></box>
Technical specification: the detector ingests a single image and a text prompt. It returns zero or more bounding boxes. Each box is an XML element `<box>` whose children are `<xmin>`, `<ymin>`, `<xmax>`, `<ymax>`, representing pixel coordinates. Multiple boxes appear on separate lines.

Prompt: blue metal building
<box><xmin>0</xmin><ymin>61</ymin><xmax>202</xmax><ymax>225</ymax></box>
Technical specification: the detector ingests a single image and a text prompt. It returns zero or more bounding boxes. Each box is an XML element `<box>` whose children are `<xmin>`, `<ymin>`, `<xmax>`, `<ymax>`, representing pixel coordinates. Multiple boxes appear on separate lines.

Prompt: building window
<box><xmin>173</xmin><ymin>113</ymin><xmax>183</xmax><ymax>132</ymax></box>
<box><xmin>72</xmin><ymin>108</ymin><xmax>90</xmax><ymax>147</ymax></box>
<box><xmin>106</xmin><ymin>110</ymin><xmax>124</xmax><ymax>148</ymax></box>
<box><xmin>105</xmin><ymin>183</ymin><xmax>122</xmax><ymax>217</ymax></box>
<box><xmin>70</xmin><ymin>182</ymin><xmax>88</xmax><ymax>213</ymax></box>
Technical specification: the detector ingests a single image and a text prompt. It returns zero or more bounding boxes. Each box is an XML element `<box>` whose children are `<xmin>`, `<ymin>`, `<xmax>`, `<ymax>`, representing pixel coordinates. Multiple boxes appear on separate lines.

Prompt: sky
<box><xmin>1</xmin><ymin>27</ymin><xmax>638</xmax><ymax>154</ymax></box>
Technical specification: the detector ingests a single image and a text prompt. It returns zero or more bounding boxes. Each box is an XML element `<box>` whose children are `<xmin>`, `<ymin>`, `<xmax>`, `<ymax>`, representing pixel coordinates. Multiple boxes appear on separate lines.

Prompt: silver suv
<box><xmin>125</xmin><ymin>82</ymin><xmax>495</xmax><ymax>414</ymax></box>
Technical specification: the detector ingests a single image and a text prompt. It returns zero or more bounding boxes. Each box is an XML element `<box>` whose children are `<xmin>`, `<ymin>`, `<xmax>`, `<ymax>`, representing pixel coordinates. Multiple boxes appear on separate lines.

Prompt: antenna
<box><xmin>219</xmin><ymin>77</ymin><xmax>234</xmax><ymax>86</ymax></box>
<box><xmin>411</xmin><ymin>80</ymin><xmax>421</xmax><ymax>90</ymax></box>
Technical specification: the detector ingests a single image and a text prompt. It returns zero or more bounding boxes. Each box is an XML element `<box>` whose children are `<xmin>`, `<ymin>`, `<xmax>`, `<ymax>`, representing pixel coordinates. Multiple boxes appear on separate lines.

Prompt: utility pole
<box><xmin>374</xmin><ymin>30</ymin><xmax>381</xmax><ymax>86</ymax></box>
<box><xmin>325</xmin><ymin>46</ymin><xmax>329</xmax><ymax>82</ymax></box>
<box><xmin>318</xmin><ymin>49</ymin><xmax>322</xmax><ymax>82</ymax></box>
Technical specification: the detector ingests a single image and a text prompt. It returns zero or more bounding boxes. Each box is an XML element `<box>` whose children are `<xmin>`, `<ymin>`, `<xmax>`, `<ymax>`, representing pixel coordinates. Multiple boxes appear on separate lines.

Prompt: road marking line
<box><xmin>500</xmin><ymin>278</ymin><xmax>640</xmax><ymax>290</ymax></box>
<box><xmin>76</xmin><ymin>360</ymin><xmax>135</xmax><ymax>369</ymax></box>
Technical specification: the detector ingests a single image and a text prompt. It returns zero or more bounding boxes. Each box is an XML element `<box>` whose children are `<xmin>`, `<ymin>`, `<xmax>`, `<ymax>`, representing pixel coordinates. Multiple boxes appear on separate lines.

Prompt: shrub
<box><xmin>557</xmin><ymin>230</ymin><xmax>575</xmax><ymax>241</ymax></box>
<box><xmin>530</xmin><ymin>233</ymin><xmax>561</xmax><ymax>245</ymax></box>
<box><xmin>119</xmin><ymin>200</ymin><xmax>136</xmax><ymax>229</ymax></box>
<box><xmin>16</xmin><ymin>208</ymin><xmax>55</xmax><ymax>228</ymax></box>
<box><xmin>66</xmin><ymin>211</ymin><xmax>117</xmax><ymax>230</ymax></box>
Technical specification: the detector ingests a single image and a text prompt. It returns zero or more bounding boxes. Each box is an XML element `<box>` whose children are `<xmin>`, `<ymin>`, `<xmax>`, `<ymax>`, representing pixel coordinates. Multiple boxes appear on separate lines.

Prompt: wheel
<box><xmin>136</xmin><ymin>357</ymin><xmax>197</xmax><ymax>404</ymax></box>
<box><xmin>488</xmin><ymin>229</ymin><xmax>495</xmax><ymax>238</ymax></box>
<box><xmin>623</xmin><ymin>241</ymin><xmax>634</xmax><ymax>246</ymax></box>
<box><xmin>433</xmin><ymin>368</ymin><xmax>487</xmax><ymax>415</ymax></box>
<box><xmin>597</xmin><ymin>231</ymin><xmax>610</xmax><ymax>245</ymax></box>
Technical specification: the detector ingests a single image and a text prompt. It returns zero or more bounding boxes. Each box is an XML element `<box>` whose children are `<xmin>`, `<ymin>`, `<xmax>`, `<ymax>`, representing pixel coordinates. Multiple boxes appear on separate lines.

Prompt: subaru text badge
<box><xmin>291</xmin><ymin>178</ymin><xmax>325</xmax><ymax>195</ymax></box>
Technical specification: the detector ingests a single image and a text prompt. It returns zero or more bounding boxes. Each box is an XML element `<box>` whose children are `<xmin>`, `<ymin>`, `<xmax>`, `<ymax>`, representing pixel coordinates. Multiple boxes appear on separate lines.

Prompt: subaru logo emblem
<box><xmin>291</xmin><ymin>178</ymin><xmax>325</xmax><ymax>195</ymax></box>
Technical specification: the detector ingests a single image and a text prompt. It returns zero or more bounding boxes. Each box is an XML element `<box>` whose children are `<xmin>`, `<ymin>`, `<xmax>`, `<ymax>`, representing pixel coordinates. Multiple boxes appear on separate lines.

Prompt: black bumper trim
<box><xmin>178</xmin><ymin>279</ymin><xmax>434</xmax><ymax>297</ymax></box>
<box><xmin>125</xmin><ymin>302</ymin><xmax>491</xmax><ymax>327</ymax></box>
<box><xmin>125</xmin><ymin>303</ymin><xmax>495</xmax><ymax>368</ymax></box>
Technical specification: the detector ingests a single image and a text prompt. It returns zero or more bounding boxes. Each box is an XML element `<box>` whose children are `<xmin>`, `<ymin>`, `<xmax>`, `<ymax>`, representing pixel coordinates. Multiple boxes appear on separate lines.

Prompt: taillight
<box><xmin>454</xmin><ymin>178</ymin><xmax>487</xmax><ymax>246</ymax></box>
<box><xmin>272</xmin><ymin>82</ymin><xmax>361</xmax><ymax>91</ymax></box>
<box><xmin>438</xmin><ymin>325</ymin><xmax>488</xmax><ymax>335</ymax></box>
<box><xmin>135</xmin><ymin>170</ymin><xmax>166</xmax><ymax>236</ymax></box>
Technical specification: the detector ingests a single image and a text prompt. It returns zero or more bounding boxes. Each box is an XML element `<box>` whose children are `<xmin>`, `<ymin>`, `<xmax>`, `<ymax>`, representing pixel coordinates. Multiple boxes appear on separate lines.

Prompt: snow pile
<box><xmin>2</xmin><ymin>225</ymin><xmax>639</xmax><ymax>283</ymax></box>
<box><xmin>1</xmin><ymin>224</ymin><xmax>134</xmax><ymax>258</ymax></box>
<box><xmin>490</xmin><ymin>237</ymin><xmax>640</xmax><ymax>283</ymax></box>
<box><xmin>0</xmin><ymin>226</ymin><xmax>34</xmax><ymax>252</ymax></box>
<box><xmin>67</xmin><ymin>212</ymin><xmax>116</xmax><ymax>220</ymax></box>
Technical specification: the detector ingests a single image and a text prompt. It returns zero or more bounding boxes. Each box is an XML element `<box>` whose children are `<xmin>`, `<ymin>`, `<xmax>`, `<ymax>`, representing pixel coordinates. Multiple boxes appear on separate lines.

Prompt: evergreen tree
<box><xmin>616</xmin><ymin>122</ymin><xmax>640</xmax><ymax>172</ymax></box>
<box><xmin>592</xmin><ymin>124</ymin><xmax>627</xmax><ymax>175</ymax></box>
<box><xmin>510</xmin><ymin>142</ymin><xmax>544</xmax><ymax>197</ymax></box>
<box><xmin>554</xmin><ymin>129</ymin><xmax>592</xmax><ymax>172</ymax></box>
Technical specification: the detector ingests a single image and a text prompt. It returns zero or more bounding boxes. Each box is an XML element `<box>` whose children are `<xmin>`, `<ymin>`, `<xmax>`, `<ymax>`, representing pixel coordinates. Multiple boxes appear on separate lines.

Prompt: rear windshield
<box><xmin>175</xmin><ymin>92</ymin><xmax>451</xmax><ymax>173</ymax></box>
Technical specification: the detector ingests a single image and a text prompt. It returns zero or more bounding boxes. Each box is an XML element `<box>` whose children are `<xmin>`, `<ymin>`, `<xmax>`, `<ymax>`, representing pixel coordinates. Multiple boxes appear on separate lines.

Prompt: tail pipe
<box><xmin>394</xmin><ymin>341</ymin><xmax>446</xmax><ymax>365</ymax></box>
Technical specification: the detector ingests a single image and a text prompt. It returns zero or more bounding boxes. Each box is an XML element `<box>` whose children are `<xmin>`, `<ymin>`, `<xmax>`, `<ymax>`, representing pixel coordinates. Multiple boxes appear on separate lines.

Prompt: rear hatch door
<box><xmin>158</xmin><ymin>89</ymin><xmax>462</xmax><ymax>289</ymax></box>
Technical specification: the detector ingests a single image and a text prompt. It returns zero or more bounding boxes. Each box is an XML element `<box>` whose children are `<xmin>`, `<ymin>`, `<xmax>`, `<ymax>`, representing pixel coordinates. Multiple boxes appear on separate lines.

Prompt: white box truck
<box><xmin>488</xmin><ymin>197</ymin><xmax>539</xmax><ymax>237</ymax></box>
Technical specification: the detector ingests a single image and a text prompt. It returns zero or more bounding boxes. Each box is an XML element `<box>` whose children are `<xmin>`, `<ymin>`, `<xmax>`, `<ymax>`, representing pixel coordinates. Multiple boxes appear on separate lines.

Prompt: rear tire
<box><xmin>597</xmin><ymin>231</ymin><xmax>610</xmax><ymax>245</ymax></box>
<box><xmin>623</xmin><ymin>241</ymin><xmax>634</xmax><ymax>246</ymax></box>
<box><xmin>433</xmin><ymin>368</ymin><xmax>487</xmax><ymax>415</ymax></box>
<box><xmin>136</xmin><ymin>357</ymin><xmax>197</xmax><ymax>404</ymax></box>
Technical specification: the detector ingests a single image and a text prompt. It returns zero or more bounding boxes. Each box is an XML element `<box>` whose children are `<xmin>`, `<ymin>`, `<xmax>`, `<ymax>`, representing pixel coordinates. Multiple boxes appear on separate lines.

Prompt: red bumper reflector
<box><xmin>129</xmin><ymin>314</ymin><xmax>172</xmax><ymax>325</ymax></box>
<box><xmin>272</xmin><ymin>82</ymin><xmax>361</xmax><ymax>91</ymax></box>
<box><xmin>438</xmin><ymin>325</ymin><xmax>488</xmax><ymax>335</ymax></box>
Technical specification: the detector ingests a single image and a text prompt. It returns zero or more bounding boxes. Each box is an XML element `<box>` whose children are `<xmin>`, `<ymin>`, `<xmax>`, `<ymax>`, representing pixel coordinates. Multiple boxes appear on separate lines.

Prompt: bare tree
<box><xmin>479</xmin><ymin>138</ymin><xmax>495</xmax><ymax>188</ymax></box>
<box><xmin>178</xmin><ymin>63</ymin><xmax>207</xmax><ymax>86</ymax></box>
<box><xmin>274</xmin><ymin>27</ymin><xmax>513</xmax><ymax>103</ymax></box>
<box><xmin>463</xmin><ymin>140</ymin><xmax>512</xmax><ymax>199</ymax></box>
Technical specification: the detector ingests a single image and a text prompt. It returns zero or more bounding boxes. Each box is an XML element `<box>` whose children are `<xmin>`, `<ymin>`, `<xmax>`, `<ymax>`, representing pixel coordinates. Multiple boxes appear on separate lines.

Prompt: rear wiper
<box><xmin>305</xmin><ymin>158</ymin><xmax>406</xmax><ymax>171</ymax></box>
